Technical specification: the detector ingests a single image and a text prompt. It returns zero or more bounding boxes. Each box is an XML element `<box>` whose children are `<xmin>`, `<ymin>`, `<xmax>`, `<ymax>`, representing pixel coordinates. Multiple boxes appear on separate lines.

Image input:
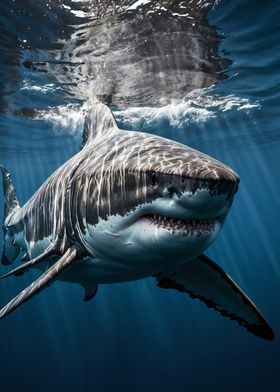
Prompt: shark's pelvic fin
<box><xmin>82</xmin><ymin>102</ymin><xmax>119</xmax><ymax>148</ymax></box>
<box><xmin>0</xmin><ymin>165</ymin><xmax>20</xmax><ymax>265</ymax></box>
<box><xmin>156</xmin><ymin>254</ymin><xmax>274</xmax><ymax>340</ymax></box>
<box><xmin>82</xmin><ymin>282</ymin><xmax>98</xmax><ymax>302</ymax></box>
<box><xmin>0</xmin><ymin>246</ymin><xmax>80</xmax><ymax>320</ymax></box>
<box><xmin>0</xmin><ymin>241</ymin><xmax>59</xmax><ymax>280</ymax></box>
<box><xmin>20</xmin><ymin>253</ymin><xmax>29</xmax><ymax>262</ymax></box>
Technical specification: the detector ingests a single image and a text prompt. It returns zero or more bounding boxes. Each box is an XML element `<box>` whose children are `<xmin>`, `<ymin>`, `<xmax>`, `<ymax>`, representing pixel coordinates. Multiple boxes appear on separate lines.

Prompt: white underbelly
<box><xmin>58</xmin><ymin>256</ymin><xmax>160</xmax><ymax>284</ymax></box>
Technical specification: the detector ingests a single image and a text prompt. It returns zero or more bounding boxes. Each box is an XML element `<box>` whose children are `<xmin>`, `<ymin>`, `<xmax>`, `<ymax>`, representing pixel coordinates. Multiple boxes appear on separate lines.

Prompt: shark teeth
<box><xmin>143</xmin><ymin>214</ymin><xmax>217</xmax><ymax>235</ymax></box>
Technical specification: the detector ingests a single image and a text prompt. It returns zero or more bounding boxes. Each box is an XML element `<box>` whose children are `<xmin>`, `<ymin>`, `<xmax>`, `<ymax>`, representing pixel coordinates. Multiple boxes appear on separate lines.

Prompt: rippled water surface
<box><xmin>0</xmin><ymin>1</ymin><xmax>280</xmax><ymax>391</ymax></box>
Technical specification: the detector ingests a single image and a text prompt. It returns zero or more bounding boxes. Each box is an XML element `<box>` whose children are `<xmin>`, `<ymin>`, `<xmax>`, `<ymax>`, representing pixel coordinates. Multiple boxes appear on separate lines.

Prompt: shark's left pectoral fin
<box><xmin>156</xmin><ymin>254</ymin><xmax>274</xmax><ymax>340</ymax></box>
<box><xmin>82</xmin><ymin>282</ymin><xmax>98</xmax><ymax>302</ymax></box>
<box><xmin>0</xmin><ymin>247</ymin><xmax>81</xmax><ymax>320</ymax></box>
<box><xmin>2</xmin><ymin>230</ymin><xmax>20</xmax><ymax>265</ymax></box>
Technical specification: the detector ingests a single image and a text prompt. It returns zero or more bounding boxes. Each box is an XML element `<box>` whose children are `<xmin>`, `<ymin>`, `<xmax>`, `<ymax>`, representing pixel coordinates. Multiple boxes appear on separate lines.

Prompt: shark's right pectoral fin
<box><xmin>156</xmin><ymin>254</ymin><xmax>274</xmax><ymax>340</ymax></box>
<box><xmin>0</xmin><ymin>247</ymin><xmax>81</xmax><ymax>320</ymax></box>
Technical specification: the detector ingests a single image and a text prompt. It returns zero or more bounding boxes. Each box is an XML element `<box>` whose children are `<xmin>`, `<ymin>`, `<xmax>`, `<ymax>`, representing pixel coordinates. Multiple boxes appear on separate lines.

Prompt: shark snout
<box><xmin>164</xmin><ymin>172</ymin><xmax>239</xmax><ymax>219</ymax></box>
<box><xmin>177</xmin><ymin>157</ymin><xmax>239</xmax><ymax>202</ymax></box>
<box><xmin>168</xmin><ymin>172</ymin><xmax>239</xmax><ymax>200</ymax></box>
<box><xmin>203</xmin><ymin>163</ymin><xmax>240</xmax><ymax>202</ymax></box>
<box><xmin>176</xmin><ymin>186</ymin><xmax>230</xmax><ymax>217</ymax></box>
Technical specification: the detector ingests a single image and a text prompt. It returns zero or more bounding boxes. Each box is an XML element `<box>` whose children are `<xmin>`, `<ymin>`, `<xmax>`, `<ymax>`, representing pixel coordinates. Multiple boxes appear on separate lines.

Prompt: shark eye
<box><xmin>149</xmin><ymin>171</ymin><xmax>158</xmax><ymax>186</ymax></box>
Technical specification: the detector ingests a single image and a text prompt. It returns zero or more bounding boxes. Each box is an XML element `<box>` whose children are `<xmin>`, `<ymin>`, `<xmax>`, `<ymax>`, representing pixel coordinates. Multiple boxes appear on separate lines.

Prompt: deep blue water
<box><xmin>0</xmin><ymin>1</ymin><xmax>280</xmax><ymax>391</ymax></box>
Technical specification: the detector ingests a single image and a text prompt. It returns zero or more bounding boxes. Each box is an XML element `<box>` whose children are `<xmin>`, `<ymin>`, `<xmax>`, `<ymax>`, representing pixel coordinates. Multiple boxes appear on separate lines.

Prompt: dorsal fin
<box><xmin>82</xmin><ymin>103</ymin><xmax>119</xmax><ymax>148</ymax></box>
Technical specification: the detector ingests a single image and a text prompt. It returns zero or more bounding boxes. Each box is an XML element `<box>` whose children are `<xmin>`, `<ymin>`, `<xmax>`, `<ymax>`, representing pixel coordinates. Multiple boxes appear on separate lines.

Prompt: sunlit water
<box><xmin>0</xmin><ymin>1</ymin><xmax>280</xmax><ymax>391</ymax></box>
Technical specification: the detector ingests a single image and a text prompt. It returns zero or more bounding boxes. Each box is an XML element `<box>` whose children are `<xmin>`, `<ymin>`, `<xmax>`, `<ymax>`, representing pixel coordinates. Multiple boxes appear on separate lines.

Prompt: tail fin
<box><xmin>0</xmin><ymin>165</ymin><xmax>20</xmax><ymax>265</ymax></box>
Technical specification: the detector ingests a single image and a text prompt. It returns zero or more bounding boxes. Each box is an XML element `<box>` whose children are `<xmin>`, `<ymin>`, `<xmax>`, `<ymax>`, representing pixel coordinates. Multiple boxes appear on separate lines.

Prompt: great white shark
<box><xmin>0</xmin><ymin>103</ymin><xmax>274</xmax><ymax>340</ymax></box>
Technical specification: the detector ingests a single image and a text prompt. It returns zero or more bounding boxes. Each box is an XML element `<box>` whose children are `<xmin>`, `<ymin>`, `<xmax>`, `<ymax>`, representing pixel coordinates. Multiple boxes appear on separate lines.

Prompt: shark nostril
<box><xmin>228</xmin><ymin>182</ymin><xmax>239</xmax><ymax>200</ymax></box>
<box><xmin>217</xmin><ymin>180</ymin><xmax>238</xmax><ymax>201</ymax></box>
<box><xmin>168</xmin><ymin>186</ymin><xmax>182</xmax><ymax>197</ymax></box>
<box><xmin>168</xmin><ymin>186</ymin><xmax>176</xmax><ymax>193</ymax></box>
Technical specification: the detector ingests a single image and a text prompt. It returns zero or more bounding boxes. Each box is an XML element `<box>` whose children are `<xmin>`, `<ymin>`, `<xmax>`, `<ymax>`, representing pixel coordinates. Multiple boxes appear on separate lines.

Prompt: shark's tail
<box><xmin>0</xmin><ymin>165</ymin><xmax>20</xmax><ymax>265</ymax></box>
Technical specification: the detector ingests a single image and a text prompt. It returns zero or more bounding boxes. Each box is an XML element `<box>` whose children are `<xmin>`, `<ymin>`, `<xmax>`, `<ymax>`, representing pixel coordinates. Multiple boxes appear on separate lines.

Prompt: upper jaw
<box><xmin>145</xmin><ymin>189</ymin><xmax>231</xmax><ymax>219</ymax></box>
<box><xmin>114</xmin><ymin>185</ymin><xmax>234</xmax><ymax>231</ymax></box>
<box><xmin>118</xmin><ymin>197</ymin><xmax>229</xmax><ymax>231</ymax></box>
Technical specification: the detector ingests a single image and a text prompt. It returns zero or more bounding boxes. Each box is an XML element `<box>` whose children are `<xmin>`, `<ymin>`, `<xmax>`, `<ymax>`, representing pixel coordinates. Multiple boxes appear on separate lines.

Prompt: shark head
<box><xmin>78</xmin><ymin>103</ymin><xmax>239</xmax><ymax>269</ymax></box>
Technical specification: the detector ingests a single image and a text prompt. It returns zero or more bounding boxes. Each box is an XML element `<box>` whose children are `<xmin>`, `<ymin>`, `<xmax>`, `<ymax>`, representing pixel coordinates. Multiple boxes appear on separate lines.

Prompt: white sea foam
<box><xmin>114</xmin><ymin>89</ymin><xmax>260</xmax><ymax>131</ymax></box>
<box><xmin>35</xmin><ymin>103</ymin><xmax>88</xmax><ymax>134</ymax></box>
<box><xmin>33</xmin><ymin>88</ymin><xmax>260</xmax><ymax>135</ymax></box>
<box><xmin>21</xmin><ymin>82</ymin><xmax>63</xmax><ymax>93</ymax></box>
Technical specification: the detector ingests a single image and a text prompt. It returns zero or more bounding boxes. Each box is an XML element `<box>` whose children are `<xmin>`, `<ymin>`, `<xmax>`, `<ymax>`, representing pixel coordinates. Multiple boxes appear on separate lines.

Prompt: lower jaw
<box><xmin>167</xmin><ymin>228</ymin><xmax>215</xmax><ymax>237</ymax></box>
<box><xmin>142</xmin><ymin>216</ymin><xmax>219</xmax><ymax>237</ymax></box>
<box><xmin>160</xmin><ymin>227</ymin><xmax>216</xmax><ymax>238</ymax></box>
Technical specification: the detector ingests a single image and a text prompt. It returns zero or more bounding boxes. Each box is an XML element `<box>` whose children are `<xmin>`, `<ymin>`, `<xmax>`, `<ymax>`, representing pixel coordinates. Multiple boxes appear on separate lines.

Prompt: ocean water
<box><xmin>0</xmin><ymin>1</ymin><xmax>280</xmax><ymax>391</ymax></box>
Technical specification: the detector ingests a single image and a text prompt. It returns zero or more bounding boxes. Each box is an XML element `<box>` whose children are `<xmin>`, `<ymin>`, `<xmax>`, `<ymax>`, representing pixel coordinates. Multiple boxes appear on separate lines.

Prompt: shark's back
<box><xmin>8</xmin><ymin>148</ymin><xmax>88</xmax><ymax>250</ymax></box>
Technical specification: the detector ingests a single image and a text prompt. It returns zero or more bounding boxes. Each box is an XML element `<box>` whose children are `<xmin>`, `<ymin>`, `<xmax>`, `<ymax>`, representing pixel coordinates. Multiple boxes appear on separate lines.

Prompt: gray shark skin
<box><xmin>0</xmin><ymin>103</ymin><xmax>274</xmax><ymax>340</ymax></box>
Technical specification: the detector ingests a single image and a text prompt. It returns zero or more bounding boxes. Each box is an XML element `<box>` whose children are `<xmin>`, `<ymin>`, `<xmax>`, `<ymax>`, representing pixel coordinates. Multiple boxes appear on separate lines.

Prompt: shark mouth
<box><xmin>142</xmin><ymin>214</ymin><xmax>218</xmax><ymax>236</ymax></box>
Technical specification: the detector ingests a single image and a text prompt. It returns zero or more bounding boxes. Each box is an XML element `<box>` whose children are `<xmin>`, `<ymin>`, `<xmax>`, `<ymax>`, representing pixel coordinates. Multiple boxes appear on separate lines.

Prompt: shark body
<box><xmin>0</xmin><ymin>103</ymin><xmax>274</xmax><ymax>340</ymax></box>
